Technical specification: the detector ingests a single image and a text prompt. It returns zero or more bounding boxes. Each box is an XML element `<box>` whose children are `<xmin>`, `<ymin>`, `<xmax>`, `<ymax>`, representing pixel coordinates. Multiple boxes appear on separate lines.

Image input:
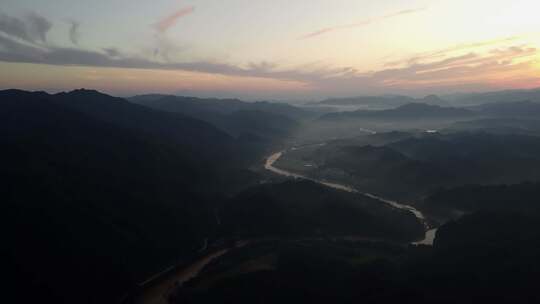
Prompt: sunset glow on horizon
<box><xmin>1</xmin><ymin>0</ymin><xmax>540</xmax><ymax>99</ymax></box>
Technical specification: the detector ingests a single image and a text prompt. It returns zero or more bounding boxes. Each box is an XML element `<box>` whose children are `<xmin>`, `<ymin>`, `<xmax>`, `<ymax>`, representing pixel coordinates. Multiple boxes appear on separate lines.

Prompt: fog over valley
<box><xmin>3</xmin><ymin>1</ymin><xmax>540</xmax><ymax>304</ymax></box>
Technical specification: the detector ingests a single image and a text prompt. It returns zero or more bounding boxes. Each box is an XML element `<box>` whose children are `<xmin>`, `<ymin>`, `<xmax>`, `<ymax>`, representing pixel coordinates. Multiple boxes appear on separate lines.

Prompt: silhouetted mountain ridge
<box><xmin>130</xmin><ymin>94</ymin><xmax>311</xmax><ymax>140</ymax></box>
<box><xmin>130</xmin><ymin>94</ymin><xmax>314</xmax><ymax>120</ymax></box>
<box><xmin>315</xmin><ymin>94</ymin><xmax>447</xmax><ymax>108</ymax></box>
<box><xmin>0</xmin><ymin>89</ymin><xmax>255</xmax><ymax>304</ymax></box>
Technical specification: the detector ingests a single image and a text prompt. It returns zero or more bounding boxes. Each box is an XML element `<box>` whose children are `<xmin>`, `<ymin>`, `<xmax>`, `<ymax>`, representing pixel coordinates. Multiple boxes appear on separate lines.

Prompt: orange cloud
<box><xmin>384</xmin><ymin>36</ymin><xmax>522</xmax><ymax>67</ymax></box>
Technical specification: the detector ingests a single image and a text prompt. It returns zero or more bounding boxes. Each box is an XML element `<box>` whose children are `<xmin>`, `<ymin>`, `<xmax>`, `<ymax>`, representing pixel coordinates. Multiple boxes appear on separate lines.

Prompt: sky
<box><xmin>1</xmin><ymin>0</ymin><xmax>540</xmax><ymax>100</ymax></box>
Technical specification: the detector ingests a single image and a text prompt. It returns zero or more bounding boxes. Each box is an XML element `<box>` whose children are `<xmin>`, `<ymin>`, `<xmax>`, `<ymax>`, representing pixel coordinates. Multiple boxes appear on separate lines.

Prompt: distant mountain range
<box><xmin>130</xmin><ymin>94</ymin><xmax>315</xmax><ymax>140</ymax></box>
<box><xmin>445</xmin><ymin>87</ymin><xmax>540</xmax><ymax>106</ymax></box>
<box><xmin>474</xmin><ymin>100</ymin><xmax>540</xmax><ymax>117</ymax></box>
<box><xmin>312</xmin><ymin>87</ymin><xmax>540</xmax><ymax>109</ymax></box>
<box><xmin>130</xmin><ymin>94</ymin><xmax>315</xmax><ymax>120</ymax></box>
<box><xmin>320</xmin><ymin>103</ymin><xmax>475</xmax><ymax>121</ymax></box>
<box><xmin>314</xmin><ymin>94</ymin><xmax>447</xmax><ymax>109</ymax></box>
<box><xmin>280</xmin><ymin>131</ymin><xmax>540</xmax><ymax>200</ymax></box>
<box><xmin>449</xmin><ymin>118</ymin><xmax>540</xmax><ymax>136</ymax></box>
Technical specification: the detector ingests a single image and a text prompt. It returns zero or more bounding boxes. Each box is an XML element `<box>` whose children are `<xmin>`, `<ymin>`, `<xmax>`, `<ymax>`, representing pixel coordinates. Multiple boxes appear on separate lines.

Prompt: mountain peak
<box><xmin>397</xmin><ymin>102</ymin><xmax>440</xmax><ymax>110</ymax></box>
<box><xmin>422</xmin><ymin>94</ymin><xmax>442</xmax><ymax>102</ymax></box>
<box><xmin>61</xmin><ymin>88</ymin><xmax>111</xmax><ymax>98</ymax></box>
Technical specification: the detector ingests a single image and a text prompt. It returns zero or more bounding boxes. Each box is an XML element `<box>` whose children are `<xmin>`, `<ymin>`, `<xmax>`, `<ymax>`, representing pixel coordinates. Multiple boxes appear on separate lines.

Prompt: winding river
<box><xmin>264</xmin><ymin>150</ymin><xmax>437</xmax><ymax>245</ymax></box>
<box><xmin>133</xmin><ymin>148</ymin><xmax>436</xmax><ymax>304</ymax></box>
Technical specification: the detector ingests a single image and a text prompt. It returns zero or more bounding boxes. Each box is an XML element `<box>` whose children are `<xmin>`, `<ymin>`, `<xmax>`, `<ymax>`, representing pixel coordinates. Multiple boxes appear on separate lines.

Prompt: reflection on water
<box><xmin>265</xmin><ymin>150</ymin><xmax>436</xmax><ymax>245</ymax></box>
<box><xmin>413</xmin><ymin>228</ymin><xmax>437</xmax><ymax>245</ymax></box>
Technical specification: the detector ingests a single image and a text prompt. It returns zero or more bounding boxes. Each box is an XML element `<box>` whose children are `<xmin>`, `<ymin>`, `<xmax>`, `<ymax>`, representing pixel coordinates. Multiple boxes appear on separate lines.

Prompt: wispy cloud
<box><xmin>68</xmin><ymin>20</ymin><xmax>80</xmax><ymax>45</ymax></box>
<box><xmin>154</xmin><ymin>6</ymin><xmax>195</xmax><ymax>33</ymax></box>
<box><xmin>103</xmin><ymin>47</ymin><xmax>122</xmax><ymax>58</ymax></box>
<box><xmin>151</xmin><ymin>6</ymin><xmax>195</xmax><ymax>61</ymax></box>
<box><xmin>0</xmin><ymin>12</ymin><xmax>52</xmax><ymax>43</ymax></box>
<box><xmin>298</xmin><ymin>7</ymin><xmax>427</xmax><ymax>40</ymax></box>
<box><xmin>1</xmin><ymin>29</ymin><xmax>535</xmax><ymax>95</ymax></box>
<box><xmin>384</xmin><ymin>36</ymin><xmax>521</xmax><ymax>67</ymax></box>
<box><xmin>25</xmin><ymin>12</ymin><xmax>52</xmax><ymax>43</ymax></box>
<box><xmin>0</xmin><ymin>12</ymin><xmax>538</xmax><ymax>96</ymax></box>
<box><xmin>318</xmin><ymin>45</ymin><xmax>539</xmax><ymax>95</ymax></box>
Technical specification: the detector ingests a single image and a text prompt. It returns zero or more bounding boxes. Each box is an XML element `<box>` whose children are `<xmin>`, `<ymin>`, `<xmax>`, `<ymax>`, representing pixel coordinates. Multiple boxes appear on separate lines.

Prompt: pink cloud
<box><xmin>298</xmin><ymin>7</ymin><xmax>426</xmax><ymax>40</ymax></box>
<box><xmin>384</xmin><ymin>36</ymin><xmax>521</xmax><ymax>67</ymax></box>
<box><xmin>155</xmin><ymin>6</ymin><xmax>195</xmax><ymax>33</ymax></box>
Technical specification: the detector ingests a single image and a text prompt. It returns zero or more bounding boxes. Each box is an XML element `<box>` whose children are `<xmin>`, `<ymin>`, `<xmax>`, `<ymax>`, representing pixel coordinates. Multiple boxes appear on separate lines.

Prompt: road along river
<box><xmin>264</xmin><ymin>150</ymin><xmax>437</xmax><ymax>245</ymax></box>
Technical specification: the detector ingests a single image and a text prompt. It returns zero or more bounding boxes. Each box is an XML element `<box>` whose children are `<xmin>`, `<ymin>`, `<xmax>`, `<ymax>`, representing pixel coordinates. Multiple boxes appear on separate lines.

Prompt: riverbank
<box><xmin>134</xmin><ymin>249</ymin><xmax>229</xmax><ymax>304</ymax></box>
<box><xmin>265</xmin><ymin>149</ymin><xmax>437</xmax><ymax>245</ymax></box>
<box><xmin>127</xmin><ymin>147</ymin><xmax>436</xmax><ymax>304</ymax></box>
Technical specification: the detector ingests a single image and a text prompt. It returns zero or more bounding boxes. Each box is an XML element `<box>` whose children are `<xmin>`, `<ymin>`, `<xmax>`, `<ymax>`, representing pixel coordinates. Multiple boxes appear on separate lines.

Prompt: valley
<box><xmin>265</xmin><ymin>148</ymin><xmax>436</xmax><ymax>245</ymax></box>
<box><xmin>4</xmin><ymin>89</ymin><xmax>540</xmax><ymax>304</ymax></box>
<box><xmin>4</xmin><ymin>2</ymin><xmax>540</xmax><ymax>303</ymax></box>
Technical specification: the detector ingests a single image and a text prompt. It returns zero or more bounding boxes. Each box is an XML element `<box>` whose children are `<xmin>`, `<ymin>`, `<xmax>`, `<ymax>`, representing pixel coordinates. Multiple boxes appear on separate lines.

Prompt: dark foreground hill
<box><xmin>422</xmin><ymin>182</ymin><xmax>540</xmax><ymax>218</ymax></box>
<box><xmin>2</xmin><ymin>89</ymin><xmax>430</xmax><ymax>304</ymax></box>
<box><xmin>220</xmin><ymin>181</ymin><xmax>424</xmax><ymax>241</ymax></box>
<box><xmin>1</xmin><ymin>89</ymin><xmax>253</xmax><ymax>304</ymax></box>
<box><xmin>170</xmin><ymin>210</ymin><xmax>540</xmax><ymax>304</ymax></box>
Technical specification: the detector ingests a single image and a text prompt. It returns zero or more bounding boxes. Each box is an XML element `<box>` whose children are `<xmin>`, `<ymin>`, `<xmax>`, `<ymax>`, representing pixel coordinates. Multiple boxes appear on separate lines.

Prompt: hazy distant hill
<box><xmin>130</xmin><ymin>94</ymin><xmax>315</xmax><ymax>120</ymax></box>
<box><xmin>449</xmin><ymin>118</ymin><xmax>540</xmax><ymax>136</ymax></box>
<box><xmin>316</xmin><ymin>87</ymin><xmax>540</xmax><ymax>109</ymax></box>
<box><xmin>306</xmin><ymin>143</ymin><xmax>451</xmax><ymax>200</ymax></box>
<box><xmin>475</xmin><ymin>100</ymin><xmax>540</xmax><ymax>117</ymax></box>
<box><xmin>55</xmin><ymin>89</ymin><xmax>236</xmax><ymax>162</ymax></box>
<box><xmin>320</xmin><ymin>103</ymin><xmax>475</xmax><ymax>121</ymax></box>
<box><xmin>446</xmin><ymin>87</ymin><xmax>540</xmax><ymax>106</ymax></box>
<box><xmin>317</xmin><ymin>95</ymin><xmax>414</xmax><ymax>107</ymax></box>
<box><xmin>389</xmin><ymin>132</ymin><xmax>540</xmax><ymax>184</ymax></box>
<box><xmin>130</xmin><ymin>95</ymin><xmax>313</xmax><ymax>140</ymax></box>
<box><xmin>278</xmin><ymin>131</ymin><xmax>540</xmax><ymax>200</ymax></box>
<box><xmin>315</xmin><ymin>94</ymin><xmax>447</xmax><ymax>109</ymax></box>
